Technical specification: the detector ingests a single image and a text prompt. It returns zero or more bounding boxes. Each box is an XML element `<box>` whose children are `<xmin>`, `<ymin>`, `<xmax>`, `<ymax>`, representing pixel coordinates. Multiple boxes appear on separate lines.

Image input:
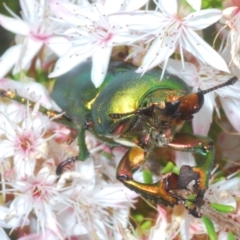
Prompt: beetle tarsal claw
<box><xmin>169</xmin><ymin>187</ymin><xmax>204</xmax><ymax>218</ymax></box>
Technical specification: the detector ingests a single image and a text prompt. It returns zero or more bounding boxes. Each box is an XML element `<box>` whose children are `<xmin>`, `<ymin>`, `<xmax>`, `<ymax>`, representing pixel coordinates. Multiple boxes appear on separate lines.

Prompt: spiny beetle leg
<box><xmin>165</xmin><ymin>172</ymin><xmax>203</xmax><ymax>217</ymax></box>
<box><xmin>169</xmin><ymin>187</ymin><xmax>204</xmax><ymax>218</ymax></box>
<box><xmin>167</xmin><ymin>132</ymin><xmax>214</xmax><ymax>215</ymax></box>
<box><xmin>117</xmin><ymin>147</ymin><xmax>179</xmax><ymax>206</ymax></box>
<box><xmin>56</xmin><ymin>156</ymin><xmax>78</xmax><ymax>175</ymax></box>
<box><xmin>178</xmin><ymin>165</ymin><xmax>205</xmax><ymax>217</ymax></box>
<box><xmin>168</xmin><ymin>133</ymin><xmax>214</xmax><ymax>191</ymax></box>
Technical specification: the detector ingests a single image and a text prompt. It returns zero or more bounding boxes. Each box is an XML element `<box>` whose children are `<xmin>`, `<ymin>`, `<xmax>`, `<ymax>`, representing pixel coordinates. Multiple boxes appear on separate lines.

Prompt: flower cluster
<box><xmin>0</xmin><ymin>0</ymin><xmax>240</xmax><ymax>239</ymax></box>
<box><xmin>0</xmin><ymin>83</ymin><xmax>136</xmax><ymax>239</ymax></box>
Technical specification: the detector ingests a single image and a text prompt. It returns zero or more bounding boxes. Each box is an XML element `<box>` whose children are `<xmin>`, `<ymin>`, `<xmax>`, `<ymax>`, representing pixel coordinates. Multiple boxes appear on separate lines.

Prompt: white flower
<box><xmin>165</xmin><ymin>58</ymin><xmax>240</xmax><ymax>135</ymax></box>
<box><xmin>14</xmin><ymin>230</ymin><xmax>59</xmax><ymax>240</ymax></box>
<box><xmin>149</xmin><ymin>206</ymin><xmax>169</xmax><ymax>240</ymax></box>
<box><xmin>0</xmin><ymin>100</ymin><xmax>54</xmax><ymax>177</ymax></box>
<box><xmin>56</xmin><ymin>157</ymin><xmax>136</xmax><ymax>239</ymax></box>
<box><xmin>48</xmin><ymin>0</ymin><xmax>145</xmax><ymax>87</ymax></box>
<box><xmin>0</xmin><ymin>87</ymin><xmax>135</xmax><ymax>239</ymax></box>
<box><xmin>0</xmin><ymin>0</ymin><xmax>71</xmax><ymax>78</ymax></box>
<box><xmin>92</xmin><ymin>0</ymin><xmax>149</xmax><ymax>13</ymax></box>
<box><xmin>0</xmin><ymin>78</ymin><xmax>62</xmax><ymax>112</ymax></box>
<box><xmin>222</xmin><ymin>1</ymin><xmax>240</xmax><ymax>69</ymax></box>
<box><xmin>5</xmin><ymin>168</ymin><xmax>65</xmax><ymax>239</ymax></box>
<box><xmin>110</xmin><ymin>0</ymin><xmax>229</xmax><ymax>76</ymax></box>
<box><xmin>0</xmin><ymin>205</ymin><xmax>24</xmax><ymax>240</ymax></box>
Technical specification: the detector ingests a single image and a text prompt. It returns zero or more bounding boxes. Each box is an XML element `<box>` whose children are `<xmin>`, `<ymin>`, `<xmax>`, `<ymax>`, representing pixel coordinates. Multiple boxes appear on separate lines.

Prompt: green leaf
<box><xmin>134</xmin><ymin>214</ymin><xmax>144</xmax><ymax>223</ymax></box>
<box><xmin>210</xmin><ymin>203</ymin><xmax>235</xmax><ymax>213</ymax></box>
<box><xmin>202</xmin><ymin>216</ymin><xmax>217</xmax><ymax>240</ymax></box>
<box><xmin>228</xmin><ymin>231</ymin><xmax>236</xmax><ymax>240</ymax></box>
<box><xmin>140</xmin><ymin>220</ymin><xmax>152</xmax><ymax>230</ymax></box>
<box><xmin>161</xmin><ymin>161</ymin><xmax>174</xmax><ymax>174</ymax></box>
<box><xmin>143</xmin><ymin>170</ymin><xmax>153</xmax><ymax>184</ymax></box>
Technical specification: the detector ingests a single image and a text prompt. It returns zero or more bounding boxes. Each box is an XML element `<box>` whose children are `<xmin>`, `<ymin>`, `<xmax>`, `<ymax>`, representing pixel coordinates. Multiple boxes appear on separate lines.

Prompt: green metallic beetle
<box><xmin>52</xmin><ymin>61</ymin><xmax>237</xmax><ymax>217</ymax></box>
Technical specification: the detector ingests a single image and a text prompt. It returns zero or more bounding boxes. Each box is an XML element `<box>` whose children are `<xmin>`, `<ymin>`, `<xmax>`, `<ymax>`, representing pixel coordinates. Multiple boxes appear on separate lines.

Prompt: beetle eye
<box><xmin>164</xmin><ymin>101</ymin><xmax>181</xmax><ymax>118</ymax></box>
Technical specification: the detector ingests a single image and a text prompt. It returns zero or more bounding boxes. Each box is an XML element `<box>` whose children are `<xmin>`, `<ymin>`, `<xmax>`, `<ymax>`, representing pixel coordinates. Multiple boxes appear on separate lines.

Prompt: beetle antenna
<box><xmin>202</xmin><ymin>76</ymin><xmax>238</xmax><ymax>95</ymax></box>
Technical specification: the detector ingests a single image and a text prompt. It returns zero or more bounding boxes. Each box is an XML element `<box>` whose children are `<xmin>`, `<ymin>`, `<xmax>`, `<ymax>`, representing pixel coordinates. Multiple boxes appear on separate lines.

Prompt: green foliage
<box><xmin>202</xmin><ymin>0</ymin><xmax>223</xmax><ymax>9</ymax></box>
<box><xmin>228</xmin><ymin>231</ymin><xmax>236</xmax><ymax>240</ymax></box>
<box><xmin>202</xmin><ymin>216</ymin><xmax>218</xmax><ymax>240</ymax></box>
<box><xmin>210</xmin><ymin>203</ymin><xmax>235</xmax><ymax>213</ymax></box>
<box><xmin>143</xmin><ymin>170</ymin><xmax>153</xmax><ymax>184</ymax></box>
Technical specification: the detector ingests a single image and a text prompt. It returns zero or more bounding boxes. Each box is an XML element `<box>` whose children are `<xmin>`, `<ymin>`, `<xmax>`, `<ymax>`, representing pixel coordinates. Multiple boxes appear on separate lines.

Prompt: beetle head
<box><xmin>176</xmin><ymin>76</ymin><xmax>238</xmax><ymax>120</ymax></box>
<box><xmin>143</xmin><ymin>76</ymin><xmax>238</xmax><ymax>147</ymax></box>
<box><xmin>108</xmin><ymin>77</ymin><xmax>237</xmax><ymax>148</ymax></box>
<box><xmin>176</xmin><ymin>90</ymin><xmax>204</xmax><ymax>120</ymax></box>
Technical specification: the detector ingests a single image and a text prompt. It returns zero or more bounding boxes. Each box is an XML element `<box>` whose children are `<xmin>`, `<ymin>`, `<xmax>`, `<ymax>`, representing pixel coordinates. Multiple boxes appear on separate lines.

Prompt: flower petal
<box><xmin>155</xmin><ymin>0</ymin><xmax>177</xmax><ymax>15</ymax></box>
<box><xmin>75</xmin><ymin>158</ymin><xmax>95</xmax><ymax>183</ymax></box>
<box><xmin>91</xmin><ymin>46</ymin><xmax>112</xmax><ymax>87</ymax></box>
<box><xmin>19</xmin><ymin>0</ymin><xmax>39</xmax><ymax>23</ymax></box>
<box><xmin>0</xmin><ymin>14</ymin><xmax>29</xmax><ymax>36</ymax></box>
<box><xmin>184</xmin><ymin>9</ymin><xmax>222</xmax><ymax>30</ymax></box>
<box><xmin>222</xmin><ymin>6</ymin><xmax>239</xmax><ymax>21</ymax></box>
<box><xmin>165</xmin><ymin>58</ymin><xmax>198</xmax><ymax>86</ymax></box>
<box><xmin>102</xmin><ymin>0</ymin><xmax>125</xmax><ymax>14</ymax></box>
<box><xmin>14</xmin><ymin>155</ymin><xmax>36</xmax><ymax>177</ymax></box>
<box><xmin>192</xmin><ymin>94</ymin><xmax>214</xmax><ymax>135</ymax></box>
<box><xmin>181</xmin><ymin>29</ymin><xmax>229</xmax><ymax>73</ymax></box>
<box><xmin>220</xmin><ymin>97</ymin><xmax>240</xmax><ymax>132</ymax></box>
<box><xmin>49</xmin><ymin>0</ymin><xmax>89</xmax><ymax>26</ymax></box>
<box><xmin>109</xmin><ymin>11</ymin><xmax>162</xmax><ymax>32</ymax></box>
<box><xmin>137</xmin><ymin>33</ymin><xmax>177</xmax><ymax>73</ymax></box>
<box><xmin>12</xmin><ymin>38</ymin><xmax>43</xmax><ymax>74</ymax></box>
<box><xmin>149</xmin><ymin>206</ymin><xmax>168</xmax><ymax>240</ymax></box>
<box><xmin>217</xmin><ymin>232</ymin><xmax>230</xmax><ymax>240</ymax></box>
<box><xmin>46</xmin><ymin>36</ymin><xmax>71</xmax><ymax>57</ymax></box>
<box><xmin>0</xmin><ymin>45</ymin><xmax>22</xmax><ymax>78</ymax></box>
<box><xmin>48</xmin><ymin>44</ymin><xmax>93</xmax><ymax>78</ymax></box>
<box><xmin>175</xmin><ymin>151</ymin><xmax>196</xmax><ymax>167</ymax></box>
<box><xmin>43</xmin><ymin>207</ymin><xmax>63</xmax><ymax>240</ymax></box>
<box><xmin>0</xmin><ymin>77</ymin><xmax>62</xmax><ymax>111</ymax></box>
<box><xmin>123</xmin><ymin>0</ymin><xmax>148</xmax><ymax>11</ymax></box>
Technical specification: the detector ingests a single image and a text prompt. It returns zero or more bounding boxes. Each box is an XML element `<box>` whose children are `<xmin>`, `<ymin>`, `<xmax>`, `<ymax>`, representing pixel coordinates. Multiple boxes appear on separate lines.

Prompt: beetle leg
<box><xmin>168</xmin><ymin>132</ymin><xmax>214</xmax><ymax>191</ymax></box>
<box><xmin>168</xmin><ymin>132</ymin><xmax>214</xmax><ymax>216</ymax></box>
<box><xmin>117</xmin><ymin>147</ymin><xmax>179</xmax><ymax>206</ymax></box>
<box><xmin>78</xmin><ymin>127</ymin><xmax>90</xmax><ymax>160</ymax></box>
<box><xmin>56</xmin><ymin>156</ymin><xmax>78</xmax><ymax>175</ymax></box>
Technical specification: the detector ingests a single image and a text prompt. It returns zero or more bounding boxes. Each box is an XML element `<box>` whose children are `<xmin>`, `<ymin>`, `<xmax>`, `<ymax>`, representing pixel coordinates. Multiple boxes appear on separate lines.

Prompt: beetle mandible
<box><xmin>52</xmin><ymin>61</ymin><xmax>237</xmax><ymax>217</ymax></box>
